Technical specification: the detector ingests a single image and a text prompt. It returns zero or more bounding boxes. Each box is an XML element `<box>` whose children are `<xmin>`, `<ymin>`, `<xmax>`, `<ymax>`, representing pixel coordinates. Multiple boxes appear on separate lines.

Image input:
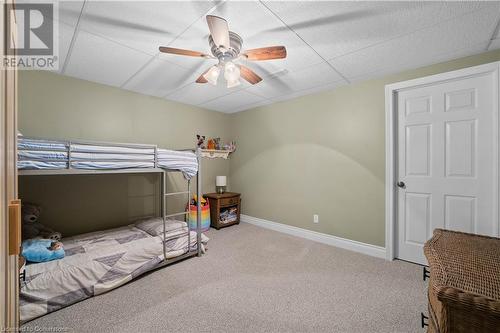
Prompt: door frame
<box><xmin>384</xmin><ymin>61</ymin><xmax>500</xmax><ymax>261</ymax></box>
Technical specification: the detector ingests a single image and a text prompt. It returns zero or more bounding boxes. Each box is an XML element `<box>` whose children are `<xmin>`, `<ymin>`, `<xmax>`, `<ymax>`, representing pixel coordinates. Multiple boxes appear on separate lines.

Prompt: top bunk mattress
<box><xmin>17</xmin><ymin>137</ymin><xmax>199</xmax><ymax>179</ymax></box>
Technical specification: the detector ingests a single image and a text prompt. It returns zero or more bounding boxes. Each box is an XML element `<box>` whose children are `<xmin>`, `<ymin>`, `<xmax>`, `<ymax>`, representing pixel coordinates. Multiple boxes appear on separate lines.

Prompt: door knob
<box><xmin>397</xmin><ymin>181</ymin><xmax>406</xmax><ymax>188</ymax></box>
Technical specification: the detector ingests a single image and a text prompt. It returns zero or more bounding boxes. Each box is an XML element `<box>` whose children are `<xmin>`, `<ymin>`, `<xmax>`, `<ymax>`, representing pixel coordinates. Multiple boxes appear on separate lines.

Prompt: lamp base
<box><xmin>216</xmin><ymin>186</ymin><xmax>226</xmax><ymax>194</ymax></box>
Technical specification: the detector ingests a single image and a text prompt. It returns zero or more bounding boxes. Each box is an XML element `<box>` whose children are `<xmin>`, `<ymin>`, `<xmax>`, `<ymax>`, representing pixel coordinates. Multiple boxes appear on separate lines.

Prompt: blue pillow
<box><xmin>22</xmin><ymin>239</ymin><xmax>65</xmax><ymax>263</ymax></box>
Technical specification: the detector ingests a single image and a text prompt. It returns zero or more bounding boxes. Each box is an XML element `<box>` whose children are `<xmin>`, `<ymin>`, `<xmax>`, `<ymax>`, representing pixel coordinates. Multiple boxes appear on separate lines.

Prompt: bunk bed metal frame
<box><xmin>18</xmin><ymin>137</ymin><xmax>203</xmax><ymax>265</ymax></box>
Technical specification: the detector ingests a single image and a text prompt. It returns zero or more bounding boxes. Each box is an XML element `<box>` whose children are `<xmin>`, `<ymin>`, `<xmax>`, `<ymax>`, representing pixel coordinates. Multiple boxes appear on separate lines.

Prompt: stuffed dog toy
<box><xmin>21</xmin><ymin>239</ymin><xmax>65</xmax><ymax>263</ymax></box>
<box><xmin>196</xmin><ymin>135</ymin><xmax>206</xmax><ymax>148</ymax></box>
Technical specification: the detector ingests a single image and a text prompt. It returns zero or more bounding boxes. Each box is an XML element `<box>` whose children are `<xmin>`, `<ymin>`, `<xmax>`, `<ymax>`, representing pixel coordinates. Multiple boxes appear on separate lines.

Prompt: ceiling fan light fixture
<box><xmin>224</xmin><ymin>61</ymin><xmax>240</xmax><ymax>82</ymax></box>
<box><xmin>203</xmin><ymin>65</ymin><xmax>220</xmax><ymax>85</ymax></box>
<box><xmin>226</xmin><ymin>78</ymin><xmax>241</xmax><ymax>88</ymax></box>
<box><xmin>159</xmin><ymin>15</ymin><xmax>287</xmax><ymax>88</ymax></box>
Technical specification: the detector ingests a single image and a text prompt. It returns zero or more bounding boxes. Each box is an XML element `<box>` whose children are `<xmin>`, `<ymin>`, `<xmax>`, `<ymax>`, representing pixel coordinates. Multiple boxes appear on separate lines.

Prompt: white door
<box><xmin>396</xmin><ymin>70</ymin><xmax>498</xmax><ymax>265</ymax></box>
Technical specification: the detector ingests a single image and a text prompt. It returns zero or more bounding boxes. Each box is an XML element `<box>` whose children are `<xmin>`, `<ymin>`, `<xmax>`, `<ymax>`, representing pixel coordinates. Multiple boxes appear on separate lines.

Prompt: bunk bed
<box><xmin>17</xmin><ymin>136</ymin><xmax>206</xmax><ymax>322</ymax></box>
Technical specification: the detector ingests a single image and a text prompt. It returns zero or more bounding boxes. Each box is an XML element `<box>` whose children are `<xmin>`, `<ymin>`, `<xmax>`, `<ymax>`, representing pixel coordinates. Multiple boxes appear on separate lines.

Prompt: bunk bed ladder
<box><xmin>196</xmin><ymin>148</ymin><xmax>202</xmax><ymax>257</ymax></box>
<box><xmin>161</xmin><ymin>150</ymin><xmax>202</xmax><ymax>261</ymax></box>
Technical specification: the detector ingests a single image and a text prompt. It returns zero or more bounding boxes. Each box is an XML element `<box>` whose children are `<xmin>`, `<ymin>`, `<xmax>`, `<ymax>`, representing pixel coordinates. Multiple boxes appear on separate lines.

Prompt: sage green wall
<box><xmin>19</xmin><ymin>50</ymin><xmax>500</xmax><ymax>244</ymax></box>
<box><xmin>18</xmin><ymin>71</ymin><xmax>230</xmax><ymax>236</ymax></box>
<box><xmin>229</xmin><ymin>49</ymin><xmax>500</xmax><ymax>247</ymax></box>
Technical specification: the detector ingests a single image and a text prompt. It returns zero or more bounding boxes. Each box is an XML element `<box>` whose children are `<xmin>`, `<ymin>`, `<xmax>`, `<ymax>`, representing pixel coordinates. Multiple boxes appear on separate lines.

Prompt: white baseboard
<box><xmin>240</xmin><ymin>214</ymin><xmax>386</xmax><ymax>259</ymax></box>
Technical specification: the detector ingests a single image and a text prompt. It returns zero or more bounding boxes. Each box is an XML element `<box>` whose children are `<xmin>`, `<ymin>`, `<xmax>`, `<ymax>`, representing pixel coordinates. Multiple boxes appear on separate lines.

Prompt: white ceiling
<box><xmin>43</xmin><ymin>1</ymin><xmax>500</xmax><ymax>113</ymax></box>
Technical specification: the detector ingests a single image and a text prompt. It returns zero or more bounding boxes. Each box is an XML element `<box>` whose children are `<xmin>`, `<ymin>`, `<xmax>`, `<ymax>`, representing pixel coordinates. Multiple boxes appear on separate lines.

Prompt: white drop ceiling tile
<box><xmin>15</xmin><ymin>0</ymin><xmax>84</xmax><ymax>25</ymax></box>
<box><xmin>200</xmin><ymin>90</ymin><xmax>265</xmax><ymax>113</ymax></box>
<box><xmin>329</xmin><ymin>7</ymin><xmax>498</xmax><ymax>79</ymax></box>
<box><xmin>245</xmin><ymin>61</ymin><xmax>343</xmax><ymax>100</ymax></box>
<box><xmin>122</xmin><ymin>57</ymin><xmax>195</xmax><ymax>97</ymax></box>
<box><xmin>439</xmin><ymin>1</ymin><xmax>499</xmax><ymax>21</ymax></box>
<box><xmin>489</xmin><ymin>39</ymin><xmax>500</xmax><ymax>51</ymax></box>
<box><xmin>53</xmin><ymin>21</ymin><xmax>77</xmax><ymax>73</ymax></box>
<box><xmin>79</xmin><ymin>1</ymin><xmax>216</xmax><ymax>56</ymax></box>
<box><xmin>56</xmin><ymin>0</ymin><xmax>85</xmax><ymax>27</ymax></box>
<box><xmin>16</xmin><ymin>0</ymin><xmax>83</xmax><ymax>73</ymax></box>
<box><xmin>166</xmin><ymin>81</ymin><xmax>237</xmax><ymax>106</ymax></box>
<box><xmin>263</xmin><ymin>1</ymin><xmax>500</xmax><ymax>61</ymax></box>
<box><xmin>270</xmin><ymin>81</ymin><xmax>348</xmax><ymax>104</ymax></box>
<box><xmin>166</xmin><ymin>0</ymin><xmax>322</xmax><ymax>73</ymax></box>
<box><xmin>65</xmin><ymin>30</ymin><xmax>152</xmax><ymax>87</ymax></box>
<box><xmin>262</xmin><ymin>1</ymin><xmax>446</xmax><ymax>60</ymax></box>
<box><xmin>347</xmin><ymin>42</ymin><xmax>489</xmax><ymax>84</ymax></box>
<box><xmin>230</xmin><ymin>99</ymin><xmax>273</xmax><ymax>113</ymax></box>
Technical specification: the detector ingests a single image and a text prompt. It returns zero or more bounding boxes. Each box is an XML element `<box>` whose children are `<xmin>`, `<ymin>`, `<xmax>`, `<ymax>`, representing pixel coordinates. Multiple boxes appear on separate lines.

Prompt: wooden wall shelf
<box><xmin>200</xmin><ymin>149</ymin><xmax>233</xmax><ymax>159</ymax></box>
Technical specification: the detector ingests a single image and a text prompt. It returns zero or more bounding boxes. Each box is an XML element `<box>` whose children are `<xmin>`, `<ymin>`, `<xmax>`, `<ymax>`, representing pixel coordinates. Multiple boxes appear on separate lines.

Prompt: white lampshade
<box><xmin>216</xmin><ymin>176</ymin><xmax>227</xmax><ymax>186</ymax></box>
<box><xmin>226</xmin><ymin>78</ymin><xmax>241</xmax><ymax>88</ymax></box>
<box><xmin>203</xmin><ymin>65</ymin><xmax>220</xmax><ymax>86</ymax></box>
<box><xmin>224</xmin><ymin>61</ymin><xmax>240</xmax><ymax>82</ymax></box>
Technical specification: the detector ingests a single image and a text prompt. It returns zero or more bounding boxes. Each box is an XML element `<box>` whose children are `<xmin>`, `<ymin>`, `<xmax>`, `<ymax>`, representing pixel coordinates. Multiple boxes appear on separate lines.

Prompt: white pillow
<box><xmin>134</xmin><ymin>217</ymin><xmax>187</xmax><ymax>236</ymax></box>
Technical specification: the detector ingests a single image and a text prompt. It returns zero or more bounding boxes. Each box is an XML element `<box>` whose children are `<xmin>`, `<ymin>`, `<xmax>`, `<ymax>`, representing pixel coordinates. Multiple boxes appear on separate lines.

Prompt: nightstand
<box><xmin>203</xmin><ymin>192</ymin><xmax>241</xmax><ymax>229</ymax></box>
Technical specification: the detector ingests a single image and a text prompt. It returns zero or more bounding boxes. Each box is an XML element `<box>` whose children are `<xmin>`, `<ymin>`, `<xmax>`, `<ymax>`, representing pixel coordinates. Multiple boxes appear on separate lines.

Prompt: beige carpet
<box><xmin>23</xmin><ymin>223</ymin><xmax>426</xmax><ymax>333</ymax></box>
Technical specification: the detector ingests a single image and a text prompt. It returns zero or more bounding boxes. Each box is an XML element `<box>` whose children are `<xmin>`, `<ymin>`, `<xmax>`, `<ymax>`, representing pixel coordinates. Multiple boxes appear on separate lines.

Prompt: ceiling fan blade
<box><xmin>239</xmin><ymin>65</ymin><xmax>262</xmax><ymax>85</ymax></box>
<box><xmin>159</xmin><ymin>46</ymin><xmax>210</xmax><ymax>58</ymax></box>
<box><xmin>195</xmin><ymin>67</ymin><xmax>212</xmax><ymax>83</ymax></box>
<box><xmin>206</xmin><ymin>15</ymin><xmax>230</xmax><ymax>49</ymax></box>
<box><xmin>243</xmin><ymin>46</ymin><xmax>287</xmax><ymax>61</ymax></box>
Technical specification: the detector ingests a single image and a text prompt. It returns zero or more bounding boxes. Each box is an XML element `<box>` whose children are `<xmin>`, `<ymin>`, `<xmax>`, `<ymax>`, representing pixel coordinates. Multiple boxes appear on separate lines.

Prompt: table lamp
<box><xmin>216</xmin><ymin>176</ymin><xmax>226</xmax><ymax>194</ymax></box>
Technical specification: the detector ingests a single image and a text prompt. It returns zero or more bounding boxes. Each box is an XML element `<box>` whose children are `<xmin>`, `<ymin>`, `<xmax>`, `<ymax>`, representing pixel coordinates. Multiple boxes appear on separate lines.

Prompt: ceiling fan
<box><xmin>159</xmin><ymin>15</ymin><xmax>287</xmax><ymax>88</ymax></box>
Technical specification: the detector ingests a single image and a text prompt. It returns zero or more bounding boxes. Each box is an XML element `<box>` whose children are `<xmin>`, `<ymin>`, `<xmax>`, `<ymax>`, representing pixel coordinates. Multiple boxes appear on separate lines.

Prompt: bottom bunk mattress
<box><xmin>20</xmin><ymin>223</ymin><xmax>208</xmax><ymax>322</ymax></box>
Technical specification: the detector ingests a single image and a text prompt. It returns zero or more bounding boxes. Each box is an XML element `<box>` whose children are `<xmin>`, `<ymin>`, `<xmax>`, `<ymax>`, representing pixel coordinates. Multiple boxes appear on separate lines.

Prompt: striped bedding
<box><xmin>17</xmin><ymin>137</ymin><xmax>199</xmax><ymax>179</ymax></box>
<box><xmin>20</xmin><ymin>222</ymin><xmax>208</xmax><ymax>323</ymax></box>
<box><xmin>157</xmin><ymin>149</ymin><xmax>198</xmax><ymax>179</ymax></box>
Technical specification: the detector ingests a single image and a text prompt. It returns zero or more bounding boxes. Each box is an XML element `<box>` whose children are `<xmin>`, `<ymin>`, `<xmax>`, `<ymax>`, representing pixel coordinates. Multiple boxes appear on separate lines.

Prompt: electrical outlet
<box><xmin>313</xmin><ymin>214</ymin><xmax>319</xmax><ymax>223</ymax></box>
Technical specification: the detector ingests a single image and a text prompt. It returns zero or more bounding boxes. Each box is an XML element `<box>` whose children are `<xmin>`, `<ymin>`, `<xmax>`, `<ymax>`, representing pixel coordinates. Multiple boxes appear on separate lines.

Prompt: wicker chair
<box><xmin>423</xmin><ymin>229</ymin><xmax>500</xmax><ymax>333</ymax></box>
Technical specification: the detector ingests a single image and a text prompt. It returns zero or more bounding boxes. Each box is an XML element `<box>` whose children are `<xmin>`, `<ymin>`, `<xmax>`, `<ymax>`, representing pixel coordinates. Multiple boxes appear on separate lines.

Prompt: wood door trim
<box><xmin>8</xmin><ymin>200</ymin><xmax>20</xmax><ymax>255</ymax></box>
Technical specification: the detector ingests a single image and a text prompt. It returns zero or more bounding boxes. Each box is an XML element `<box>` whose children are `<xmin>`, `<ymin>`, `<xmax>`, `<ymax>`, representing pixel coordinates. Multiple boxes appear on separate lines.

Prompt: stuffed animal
<box><xmin>21</xmin><ymin>239</ymin><xmax>65</xmax><ymax>263</ymax></box>
<box><xmin>207</xmin><ymin>139</ymin><xmax>216</xmax><ymax>150</ymax></box>
<box><xmin>214</xmin><ymin>137</ymin><xmax>221</xmax><ymax>150</ymax></box>
<box><xmin>196</xmin><ymin>135</ymin><xmax>206</xmax><ymax>148</ymax></box>
<box><xmin>22</xmin><ymin>203</ymin><xmax>61</xmax><ymax>241</ymax></box>
<box><xmin>223</xmin><ymin>141</ymin><xmax>236</xmax><ymax>152</ymax></box>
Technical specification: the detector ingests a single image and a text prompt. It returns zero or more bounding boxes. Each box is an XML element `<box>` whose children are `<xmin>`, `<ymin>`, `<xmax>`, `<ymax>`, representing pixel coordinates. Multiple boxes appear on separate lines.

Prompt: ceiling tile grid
<box><xmin>121</xmin><ymin>57</ymin><xmax>195</xmax><ymax>97</ymax></box>
<box><xmin>49</xmin><ymin>1</ymin><xmax>500</xmax><ymax>113</ymax></box>
<box><xmin>78</xmin><ymin>1</ymin><xmax>217</xmax><ymax>57</ymax></box>
<box><xmin>243</xmin><ymin>61</ymin><xmax>345</xmax><ymax>100</ymax></box>
<box><xmin>329</xmin><ymin>4</ymin><xmax>500</xmax><ymax>80</ymax></box>
<box><xmin>346</xmin><ymin>41</ymin><xmax>490</xmax><ymax>84</ymax></box>
<box><xmin>64</xmin><ymin>30</ymin><xmax>153</xmax><ymax>87</ymax></box>
<box><xmin>270</xmin><ymin>80</ymin><xmax>347</xmax><ymax>104</ymax></box>
<box><xmin>165</xmin><ymin>79</ymin><xmax>244</xmax><ymax>106</ymax></box>
<box><xmin>200</xmin><ymin>89</ymin><xmax>265</xmax><ymax>113</ymax></box>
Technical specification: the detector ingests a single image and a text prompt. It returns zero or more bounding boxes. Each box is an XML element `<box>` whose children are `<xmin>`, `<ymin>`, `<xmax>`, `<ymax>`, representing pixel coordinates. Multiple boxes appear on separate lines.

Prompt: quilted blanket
<box><xmin>20</xmin><ymin>224</ymin><xmax>208</xmax><ymax>322</ymax></box>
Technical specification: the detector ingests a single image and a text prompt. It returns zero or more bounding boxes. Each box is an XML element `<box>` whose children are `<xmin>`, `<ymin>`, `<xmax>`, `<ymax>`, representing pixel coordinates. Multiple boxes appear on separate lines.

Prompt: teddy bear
<box><xmin>22</xmin><ymin>203</ymin><xmax>61</xmax><ymax>241</ymax></box>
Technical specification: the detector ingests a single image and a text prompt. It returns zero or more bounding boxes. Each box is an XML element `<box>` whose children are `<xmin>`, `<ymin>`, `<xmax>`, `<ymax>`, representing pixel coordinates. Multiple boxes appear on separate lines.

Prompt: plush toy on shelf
<box><xmin>196</xmin><ymin>134</ymin><xmax>206</xmax><ymax>148</ymax></box>
<box><xmin>214</xmin><ymin>137</ymin><xmax>221</xmax><ymax>150</ymax></box>
<box><xmin>207</xmin><ymin>138</ymin><xmax>216</xmax><ymax>150</ymax></box>
<box><xmin>22</xmin><ymin>203</ymin><xmax>62</xmax><ymax>241</ymax></box>
<box><xmin>223</xmin><ymin>141</ymin><xmax>236</xmax><ymax>152</ymax></box>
